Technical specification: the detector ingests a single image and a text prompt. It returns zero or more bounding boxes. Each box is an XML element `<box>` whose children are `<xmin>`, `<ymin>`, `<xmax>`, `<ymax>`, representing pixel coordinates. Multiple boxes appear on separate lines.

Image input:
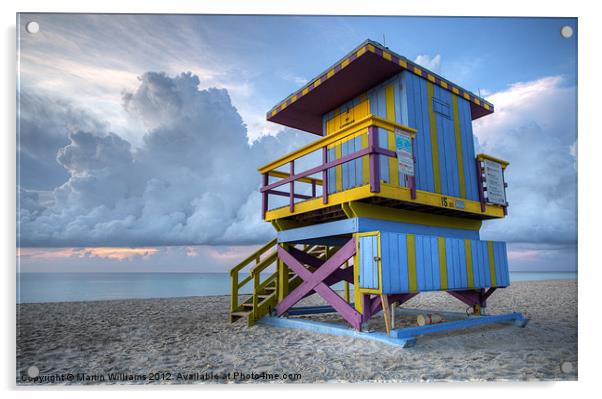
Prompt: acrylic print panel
<box><xmin>17</xmin><ymin>13</ymin><xmax>577</xmax><ymax>384</ymax></box>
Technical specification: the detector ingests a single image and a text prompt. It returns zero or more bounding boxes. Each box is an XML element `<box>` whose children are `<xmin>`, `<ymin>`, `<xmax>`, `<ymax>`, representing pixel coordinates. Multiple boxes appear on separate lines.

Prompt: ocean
<box><xmin>16</xmin><ymin>271</ymin><xmax>577</xmax><ymax>304</ymax></box>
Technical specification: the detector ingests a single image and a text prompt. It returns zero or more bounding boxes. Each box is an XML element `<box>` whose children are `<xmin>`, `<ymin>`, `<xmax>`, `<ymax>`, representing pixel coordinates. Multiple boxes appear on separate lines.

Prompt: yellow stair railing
<box><xmin>229</xmin><ymin>240</ymin><xmax>329</xmax><ymax>326</ymax></box>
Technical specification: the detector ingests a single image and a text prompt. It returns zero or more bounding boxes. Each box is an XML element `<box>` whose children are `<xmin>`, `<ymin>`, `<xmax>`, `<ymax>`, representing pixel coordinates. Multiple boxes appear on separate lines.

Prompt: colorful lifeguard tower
<box><xmin>229</xmin><ymin>40</ymin><xmax>527</xmax><ymax>346</ymax></box>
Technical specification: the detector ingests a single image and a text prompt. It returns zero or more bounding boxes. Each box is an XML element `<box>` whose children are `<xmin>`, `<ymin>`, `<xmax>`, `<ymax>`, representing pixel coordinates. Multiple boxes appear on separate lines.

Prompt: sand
<box><xmin>16</xmin><ymin>280</ymin><xmax>577</xmax><ymax>384</ymax></box>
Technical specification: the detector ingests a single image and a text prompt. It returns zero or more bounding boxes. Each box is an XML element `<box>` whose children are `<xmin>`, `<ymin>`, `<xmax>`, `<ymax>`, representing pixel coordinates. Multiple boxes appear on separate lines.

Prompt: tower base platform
<box><xmin>258</xmin><ymin>306</ymin><xmax>528</xmax><ymax>348</ymax></box>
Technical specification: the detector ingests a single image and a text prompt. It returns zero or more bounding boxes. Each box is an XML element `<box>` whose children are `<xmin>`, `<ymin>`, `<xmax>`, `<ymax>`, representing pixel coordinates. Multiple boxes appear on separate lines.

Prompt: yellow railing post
<box><xmin>252</xmin><ymin>271</ymin><xmax>260</xmax><ymax>322</ymax></box>
<box><xmin>278</xmin><ymin>243</ymin><xmax>289</xmax><ymax>302</ymax></box>
<box><xmin>230</xmin><ymin>270</ymin><xmax>239</xmax><ymax>315</ymax></box>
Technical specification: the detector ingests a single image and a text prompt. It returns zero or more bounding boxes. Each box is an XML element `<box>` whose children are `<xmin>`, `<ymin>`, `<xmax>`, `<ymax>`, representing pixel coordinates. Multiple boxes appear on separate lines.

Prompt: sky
<box><xmin>16</xmin><ymin>14</ymin><xmax>577</xmax><ymax>272</ymax></box>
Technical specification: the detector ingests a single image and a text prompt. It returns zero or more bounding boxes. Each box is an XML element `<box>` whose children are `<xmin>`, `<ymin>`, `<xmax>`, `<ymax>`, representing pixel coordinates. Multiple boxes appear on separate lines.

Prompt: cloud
<box><xmin>475</xmin><ymin>76</ymin><xmax>577</xmax><ymax>247</ymax></box>
<box><xmin>18</xmin><ymin>72</ymin><xmax>311</xmax><ymax>247</ymax></box>
<box><xmin>414</xmin><ymin>54</ymin><xmax>442</xmax><ymax>74</ymax></box>
<box><xmin>18</xmin><ymin>14</ymin><xmax>283</xmax><ymax>145</ymax></box>
<box><xmin>17</xmin><ymin>93</ymin><xmax>107</xmax><ymax>190</ymax></box>
<box><xmin>17</xmin><ymin>244</ymin><xmax>264</xmax><ymax>273</ymax></box>
<box><xmin>18</xmin><ymin>247</ymin><xmax>159</xmax><ymax>261</ymax></box>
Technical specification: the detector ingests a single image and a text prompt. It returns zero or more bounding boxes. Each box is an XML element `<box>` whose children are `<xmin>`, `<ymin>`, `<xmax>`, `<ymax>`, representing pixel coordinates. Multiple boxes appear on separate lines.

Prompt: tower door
<box><xmin>358</xmin><ymin>232</ymin><xmax>381</xmax><ymax>290</ymax></box>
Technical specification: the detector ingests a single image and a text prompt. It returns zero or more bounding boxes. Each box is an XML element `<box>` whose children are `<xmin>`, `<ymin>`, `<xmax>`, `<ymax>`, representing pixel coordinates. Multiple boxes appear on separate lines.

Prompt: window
<box><xmin>432</xmin><ymin>98</ymin><xmax>451</xmax><ymax>118</ymax></box>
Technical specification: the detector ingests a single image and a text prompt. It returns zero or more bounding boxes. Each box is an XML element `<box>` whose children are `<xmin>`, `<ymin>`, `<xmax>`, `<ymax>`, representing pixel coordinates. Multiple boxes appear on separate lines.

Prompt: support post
<box><xmin>277</xmin><ymin>244</ymin><xmax>289</xmax><ymax>302</ymax></box>
<box><xmin>410</xmin><ymin>137</ymin><xmax>417</xmax><ymax>200</ymax></box>
<box><xmin>289</xmin><ymin>161</ymin><xmax>295</xmax><ymax>212</ymax></box>
<box><xmin>343</xmin><ymin>260</ymin><xmax>350</xmax><ymax>303</ymax></box>
<box><xmin>311</xmin><ymin>179</ymin><xmax>317</xmax><ymax>198</ymax></box>
<box><xmin>361</xmin><ymin>293</ymin><xmax>372</xmax><ymax>325</ymax></box>
<box><xmin>448</xmin><ymin>288</ymin><xmax>495</xmax><ymax>310</ymax></box>
<box><xmin>502</xmin><ymin>167</ymin><xmax>508</xmax><ymax>215</ymax></box>
<box><xmin>368</xmin><ymin>126</ymin><xmax>380</xmax><ymax>193</ymax></box>
<box><xmin>261</xmin><ymin>173</ymin><xmax>269</xmax><ymax>219</ymax></box>
<box><xmin>381</xmin><ymin>294</ymin><xmax>391</xmax><ymax>335</ymax></box>
<box><xmin>322</xmin><ymin>147</ymin><xmax>329</xmax><ymax>204</ymax></box>
<box><xmin>475</xmin><ymin>158</ymin><xmax>486</xmax><ymax>212</ymax></box>
<box><xmin>230</xmin><ymin>271</ymin><xmax>239</xmax><ymax>315</ymax></box>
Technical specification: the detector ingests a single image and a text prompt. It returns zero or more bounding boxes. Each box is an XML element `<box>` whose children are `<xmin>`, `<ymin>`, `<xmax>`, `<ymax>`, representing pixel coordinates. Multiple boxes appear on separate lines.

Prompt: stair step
<box><xmin>257</xmin><ymin>294</ymin><xmax>272</xmax><ymax>299</ymax></box>
<box><xmin>230</xmin><ymin>310</ymin><xmax>251</xmax><ymax>317</ymax></box>
<box><xmin>242</xmin><ymin>303</ymin><xmax>254</xmax><ymax>308</ymax></box>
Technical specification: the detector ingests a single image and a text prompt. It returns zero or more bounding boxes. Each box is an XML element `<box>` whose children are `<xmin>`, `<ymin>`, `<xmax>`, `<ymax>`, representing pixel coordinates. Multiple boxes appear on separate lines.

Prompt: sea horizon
<box><xmin>16</xmin><ymin>271</ymin><xmax>577</xmax><ymax>305</ymax></box>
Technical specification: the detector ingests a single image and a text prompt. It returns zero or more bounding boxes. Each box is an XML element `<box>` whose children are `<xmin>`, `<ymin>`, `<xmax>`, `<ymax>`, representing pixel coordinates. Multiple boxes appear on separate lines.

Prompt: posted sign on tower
<box><xmin>483</xmin><ymin>159</ymin><xmax>507</xmax><ymax>205</ymax></box>
<box><xmin>394</xmin><ymin>129</ymin><xmax>414</xmax><ymax>177</ymax></box>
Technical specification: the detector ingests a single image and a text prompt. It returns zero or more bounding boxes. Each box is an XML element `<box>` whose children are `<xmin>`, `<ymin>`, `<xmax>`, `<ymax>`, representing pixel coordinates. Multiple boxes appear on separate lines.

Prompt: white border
<box><xmin>2</xmin><ymin>1</ymin><xmax>598</xmax><ymax>398</ymax></box>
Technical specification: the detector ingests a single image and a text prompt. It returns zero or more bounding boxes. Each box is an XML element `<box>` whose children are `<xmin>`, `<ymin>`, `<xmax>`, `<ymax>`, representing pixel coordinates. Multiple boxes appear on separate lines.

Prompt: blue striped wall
<box><xmin>321</xmin><ymin>70</ymin><xmax>481</xmax><ymax>201</ymax></box>
<box><xmin>401</xmin><ymin>70</ymin><xmax>435</xmax><ymax>193</ymax></box>
<box><xmin>378</xmin><ymin>232</ymin><xmax>509</xmax><ymax>294</ymax></box>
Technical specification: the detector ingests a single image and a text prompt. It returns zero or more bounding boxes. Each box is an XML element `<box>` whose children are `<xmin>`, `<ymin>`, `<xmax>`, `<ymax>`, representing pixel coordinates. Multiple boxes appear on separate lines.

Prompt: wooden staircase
<box><xmin>229</xmin><ymin>239</ymin><xmax>327</xmax><ymax>326</ymax></box>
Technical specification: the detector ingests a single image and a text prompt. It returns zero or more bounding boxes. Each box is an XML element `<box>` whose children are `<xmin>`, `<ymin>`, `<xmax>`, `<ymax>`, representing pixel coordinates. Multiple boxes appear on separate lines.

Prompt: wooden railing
<box><xmin>258</xmin><ymin>114</ymin><xmax>417</xmax><ymax>218</ymax></box>
<box><xmin>229</xmin><ymin>238</ymin><xmax>278</xmax><ymax>315</ymax></box>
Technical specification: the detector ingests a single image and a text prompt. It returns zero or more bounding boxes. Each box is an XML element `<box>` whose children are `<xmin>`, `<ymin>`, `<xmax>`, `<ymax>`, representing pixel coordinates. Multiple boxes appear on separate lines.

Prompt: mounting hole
<box><xmin>25</xmin><ymin>21</ymin><xmax>40</xmax><ymax>34</ymax></box>
<box><xmin>27</xmin><ymin>365</ymin><xmax>39</xmax><ymax>378</ymax></box>
<box><xmin>561</xmin><ymin>361</ymin><xmax>574</xmax><ymax>373</ymax></box>
<box><xmin>560</xmin><ymin>25</ymin><xmax>573</xmax><ymax>39</ymax></box>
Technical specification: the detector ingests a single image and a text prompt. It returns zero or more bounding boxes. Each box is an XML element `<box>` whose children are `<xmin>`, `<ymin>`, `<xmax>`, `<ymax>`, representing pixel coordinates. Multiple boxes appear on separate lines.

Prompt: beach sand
<box><xmin>16</xmin><ymin>280</ymin><xmax>577</xmax><ymax>384</ymax></box>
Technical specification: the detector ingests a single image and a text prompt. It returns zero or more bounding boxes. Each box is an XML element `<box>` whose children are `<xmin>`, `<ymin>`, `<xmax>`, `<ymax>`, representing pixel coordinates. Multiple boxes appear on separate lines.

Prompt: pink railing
<box><xmin>258</xmin><ymin>115</ymin><xmax>418</xmax><ymax>219</ymax></box>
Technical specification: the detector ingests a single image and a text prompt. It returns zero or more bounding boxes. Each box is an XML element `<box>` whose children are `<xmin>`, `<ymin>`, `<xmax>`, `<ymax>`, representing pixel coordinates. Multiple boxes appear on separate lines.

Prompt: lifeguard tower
<box><xmin>229</xmin><ymin>40</ymin><xmax>527</xmax><ymax>346</ymax></box>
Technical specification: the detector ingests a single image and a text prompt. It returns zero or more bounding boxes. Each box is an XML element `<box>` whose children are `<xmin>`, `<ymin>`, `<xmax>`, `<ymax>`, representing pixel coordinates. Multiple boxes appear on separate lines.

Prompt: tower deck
<box><xmin>260</xmin><ymin>115</ymin><xmax>506</xmax><ymax>226</ymax></box>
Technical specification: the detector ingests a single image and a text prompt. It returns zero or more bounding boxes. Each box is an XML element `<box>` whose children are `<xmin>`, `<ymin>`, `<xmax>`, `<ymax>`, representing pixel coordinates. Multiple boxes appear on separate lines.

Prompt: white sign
<box><xmin>394</xmin><ymin>129</ymin><xmax>414</xmax><ymax>177</ymax></box>
<box><xmin>483</xmin><ymin>159</ymin><xmax>506</xmax><ymax>205</ymax></box>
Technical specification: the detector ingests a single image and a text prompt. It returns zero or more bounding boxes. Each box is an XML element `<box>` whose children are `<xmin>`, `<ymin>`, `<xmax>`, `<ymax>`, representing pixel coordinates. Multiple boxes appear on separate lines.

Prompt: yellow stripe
<box><xmin>451</xmin><ymin>95</ymin><xmax>466</xmax><ymax>198</ymax></box>
<box><xmin>383</xmin><ymin>51</ymin><xmax>392</xmax><ymax>61</ymax></box>
<box><xmin>361</xmin><ymin>133</ymin><xmax>369</xmax><ymax>185</ymax></box>
<box><xmin>427</xmin><ymin>82</ymin><xmax>441</xmax><ymax>193</ymax></box>
<box><xmin>335</xmin><ymin>143</ymin><xmax>342</xmax><ymax>192</ymax></box>
<box><xmin>347</xmin><ymin>202</ymin><xmax>482</xmax><ymax>230</ymax></box>
<box><xmin>464</xmin><ymin>240</ymin><xmax>474</xmax><ymax>288</ymax></box>
<box><xmin>385</xmin><ymin>84</ymin><xmax>399</xmax><ymax>187</ymax></box>
<box><xmin>440</xmin><ymin>81</ymin><xmax>448</xmax><ymax>89</ymax></box>
<box><xmin>437</xmin><ymin>237</ymin><xmax>448</xmax><ymax>290</ymax></box>
<box><xmin>265</xmin><ymin>182</ymin><xmax>506</xmax><ymax>221</ymax></box>
<box><xmin>487</xmin><ymin>241</ymin><xmax>497</xmax><ymax>287</ymax></box>
<box><xmin>353</xmin><ymin>244</ymin><xmax>363</xmax><ymax>314</ymax></box>
<box><xmin>407</xmin><ymin>235</ymin><xmax>417</xmax><ymax>292</ymax></box>
<box><xmin>399</xmin><ymin>59</ymin><xmax>407</xmax><ymax>68</ymax></box>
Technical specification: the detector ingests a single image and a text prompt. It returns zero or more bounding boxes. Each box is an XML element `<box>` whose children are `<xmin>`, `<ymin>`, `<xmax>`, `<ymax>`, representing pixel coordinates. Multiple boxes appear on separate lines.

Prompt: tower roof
<box><xmin>267</xmin><ymin>39</ymin><xmax>494</xmax><ymax>135</ymax></box>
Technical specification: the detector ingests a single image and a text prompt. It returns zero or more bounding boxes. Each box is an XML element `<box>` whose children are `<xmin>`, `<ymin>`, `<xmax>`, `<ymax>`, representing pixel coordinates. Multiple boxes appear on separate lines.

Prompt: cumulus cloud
<box><xmin>475</xmin><ymin>76</ymin><xmax>577</xmax><ymax>246</ymax></box>
<box><xmin>17</xmin><ymin>93</ymin><xmax>107</xmax><ymax>190</ymax></box>
<box><xmin>414</xmin><ymin>54</ymin><xmax>442</xmax><ymax>74</ymax></box>
<box><xmin>18</xmin><ymin>72</ymin><xmax>311</xmax><ymax>247</ymax></box>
